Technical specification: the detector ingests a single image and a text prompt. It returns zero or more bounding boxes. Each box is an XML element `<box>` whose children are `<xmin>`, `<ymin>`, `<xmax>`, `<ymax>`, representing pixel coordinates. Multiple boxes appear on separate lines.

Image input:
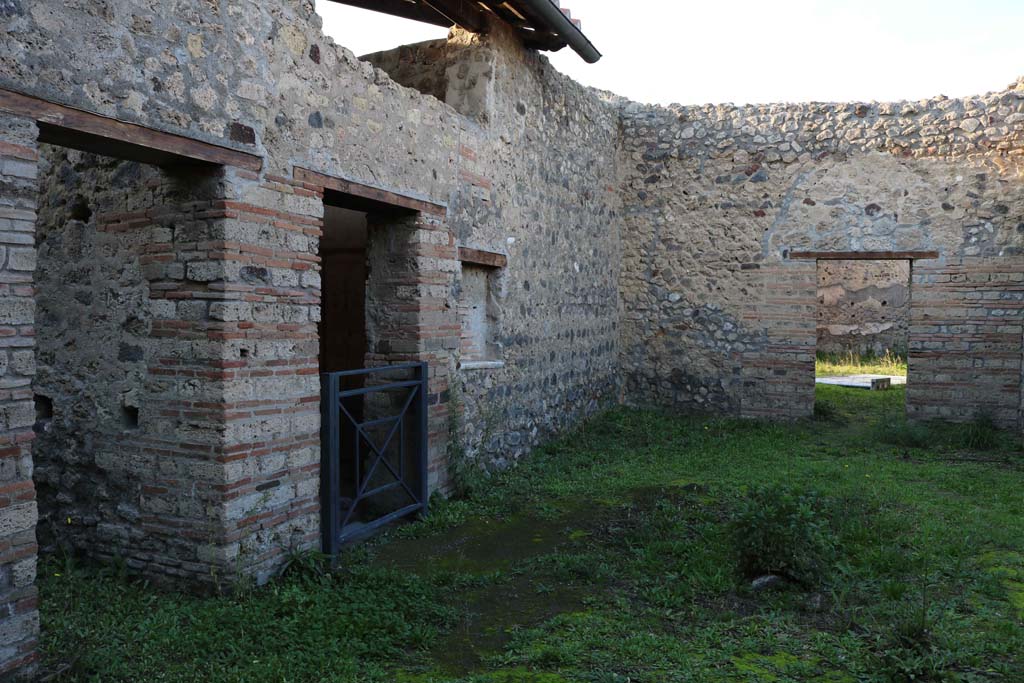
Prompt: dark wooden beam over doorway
<box><xmin>0</xmin><ymin>87</ymin><xmax>263</xmax><ymax>171</ymax></box>
<box><xmin>294</xmin><ymin>166</ymin><xmax>447</xmax><ymax>216</ymax></box>
<box><xmin>788</xmin><ymin>250</ymin><xmax>940</xmax><ymax>260</ymax></box>
<box><xmin>457</xmin><ymin>246</ymin><xmax>507</xmax><ymax>268</ymax></box>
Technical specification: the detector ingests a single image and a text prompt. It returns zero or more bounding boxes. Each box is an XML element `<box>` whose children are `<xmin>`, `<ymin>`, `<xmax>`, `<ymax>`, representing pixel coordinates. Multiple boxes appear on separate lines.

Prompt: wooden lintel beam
<box><xmin>458</xmin><ymin>246</ymin><xmax>507</xmax><ymax>268</ymax></box>
<box><xmin>295</xmin><ymin>166</ymin><xmax>447</xmax><ymax>216</ymax></box>
<box><xmin>788</xmin><ymin>250</ymin><xmax>940</xmax><ymax>260</ymax></box>
<box><xmin>0</xmin><ymin>87</ymin><xmax>263</xmax><ymax>171</ymax></box>
<box><xmin>786</xmin><ymin>250</ymin><xmax>937</xmax><ymax>262</ymax></box>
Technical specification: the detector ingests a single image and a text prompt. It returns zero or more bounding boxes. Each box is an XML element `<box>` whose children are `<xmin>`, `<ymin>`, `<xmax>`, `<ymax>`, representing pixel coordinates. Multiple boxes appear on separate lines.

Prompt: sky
<box><xmin>314</xmin><ymin>0</ymin><xmax>1024</xmax><ymax>106</ymax></box>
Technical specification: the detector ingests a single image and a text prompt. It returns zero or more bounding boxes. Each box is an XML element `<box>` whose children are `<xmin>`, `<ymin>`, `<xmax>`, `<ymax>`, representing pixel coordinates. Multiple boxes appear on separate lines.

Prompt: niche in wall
<box><xmin>456</xmin><ymin>247</ymin><xmax>507</xmax><ymax>369</ymax></box>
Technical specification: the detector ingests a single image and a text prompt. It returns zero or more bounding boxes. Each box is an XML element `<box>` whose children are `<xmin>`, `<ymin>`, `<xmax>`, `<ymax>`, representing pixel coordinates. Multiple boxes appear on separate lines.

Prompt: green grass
<box><xmin>816</xmin><ymin>350</ymin><xmax>907</xmax><ymax>377</ymax></box>
<box><xmin>39</xmin><ymin>387</ymin><xmax>1024</xmax><ymax>682</ymax></box>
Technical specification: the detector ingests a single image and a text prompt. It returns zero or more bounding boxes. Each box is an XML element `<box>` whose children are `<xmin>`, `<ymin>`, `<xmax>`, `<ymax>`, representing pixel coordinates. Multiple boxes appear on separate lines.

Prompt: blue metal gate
<box><xmin>321</xmin><ymin>362</ymin><xmax>429</xmax><ymax>554</ymax></box>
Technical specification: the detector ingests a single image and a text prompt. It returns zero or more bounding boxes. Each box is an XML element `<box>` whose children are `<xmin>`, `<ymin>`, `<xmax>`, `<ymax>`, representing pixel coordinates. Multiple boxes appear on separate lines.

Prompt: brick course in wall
<box><xmin>908</xmin><ymin>257</ymin><xmax>1023</xmax><ymax>427</ymax></box>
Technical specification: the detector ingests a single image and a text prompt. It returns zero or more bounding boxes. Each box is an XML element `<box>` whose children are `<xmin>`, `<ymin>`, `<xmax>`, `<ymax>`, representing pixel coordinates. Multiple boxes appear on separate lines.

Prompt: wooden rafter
<box><xmin>328</xmin><ymin>0</ymin><xmax>488</xmax><ymax>32</ymax></box>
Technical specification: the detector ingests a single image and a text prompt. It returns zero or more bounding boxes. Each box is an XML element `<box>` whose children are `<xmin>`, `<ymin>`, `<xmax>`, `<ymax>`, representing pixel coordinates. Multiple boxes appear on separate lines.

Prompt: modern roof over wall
<box><xmin>329</xmin><ymin>0</ymin><xmax>601</xmax><ymax>63</ymax></box>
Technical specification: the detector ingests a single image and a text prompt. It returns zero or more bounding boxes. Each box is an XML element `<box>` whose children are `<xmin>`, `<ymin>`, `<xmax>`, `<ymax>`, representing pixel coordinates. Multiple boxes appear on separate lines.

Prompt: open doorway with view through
<box><xmin>813</xmin><ymin>258</ymin><xmax>911</xmax><ymax>421</ymax></box>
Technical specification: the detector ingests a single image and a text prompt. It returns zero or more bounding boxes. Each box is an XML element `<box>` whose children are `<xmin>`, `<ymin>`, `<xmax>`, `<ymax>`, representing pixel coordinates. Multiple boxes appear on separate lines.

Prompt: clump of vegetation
<box><xmin>873</xmin><ymin>586</ymin><xmax>958</xmax><ymax>683</ymax></box>
<box><xmin>878</xmin><ymin>412</ymin><xmax>1009</xmax><ymax>452</ymax></box>
<box><xmin>957</xmin><ymin>412</ymin><xmax>1001</xmax><ymax>451</ymax></box>
<box><xmin>816</xmin><ymin>349</ymin><xmax>907</xmax><ymax>377</ymax></box>
<box><xmin>877</xmin><ymin>420</ymin><xmax>934</xmax><ymax>449</ymax></box>
<box><xmin>812</xmin><ymin>399</ymin><xmax>843</xmax><ymax>423</ymax></box>
<box><xmin>731</xmin><ymin>485</ymin><xmax>837</xmax><ymax>586</ymax></box>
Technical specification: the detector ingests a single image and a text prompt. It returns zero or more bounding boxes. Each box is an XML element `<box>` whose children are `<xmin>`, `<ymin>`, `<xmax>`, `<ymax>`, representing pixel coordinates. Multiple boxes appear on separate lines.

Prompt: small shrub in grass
<box><xmin>877</xmin><ymin>420</ymin><xmax>933</xmax><ymax>449</ymax></box>
<box><xmin>731</xmin><ymin>485</ymin><xmax>837</xmax><ymax>586</ymax></box>
<box><xmin>878</xmin><ymin>414</ymin><xmax>1007</xmax><ymax>452</ymax></box>
<box><xmin>956</xmin><ymin>412</ymin><xmax>1001</xmax><ymax>451</ymax></box>
<box><xmin>813</xmin><ymin>400</ymin><xmax>844</xmax><ymax>423</ymax></box>
<box><xmin>278</xmin><ymin>548</ymin><xmax>332</xmax><ymax>581</ymax></box>
<box><xmin>873</xmin><ymin>598</ymin><xmax>957</xmax><ymax>682</ymax></box>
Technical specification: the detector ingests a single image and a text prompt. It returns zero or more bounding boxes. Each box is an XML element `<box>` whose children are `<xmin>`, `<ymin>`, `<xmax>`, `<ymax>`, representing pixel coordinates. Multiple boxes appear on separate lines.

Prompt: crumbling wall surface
<box><xmin>362</xmin><ymin>39</ymin><xmax>451</xmax><ymax>104</ymax></box>
<box><xmin>816</xmin><ymin>260</ymin><xmax>910</xmax><ymax>356</ymax></box>
<box><xmin>33</xmin><ymin>147</ymin><xmax>155</xmax><ymax>556</ymax></box>
<box><xmin>1</xmin><ymin>0</ymin><xmax>624</xmax><ymax>599</ymax></box>
<box><xmin>620</xmin><ymin>81</ymin><xmax>1024</xmax><ymax>424</ymax></box>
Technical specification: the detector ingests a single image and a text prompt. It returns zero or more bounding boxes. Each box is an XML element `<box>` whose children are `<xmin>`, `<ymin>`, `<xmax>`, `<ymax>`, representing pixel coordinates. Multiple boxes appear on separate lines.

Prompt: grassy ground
<box><xmin>816</xmin><ymin>351</ymin><xmax>907</xmax><ymax>377</ymax></box>
<box><xmin>39</xmin><ymin>388</ymin><xmax>1024</xmax><ymax>682</ymax></box>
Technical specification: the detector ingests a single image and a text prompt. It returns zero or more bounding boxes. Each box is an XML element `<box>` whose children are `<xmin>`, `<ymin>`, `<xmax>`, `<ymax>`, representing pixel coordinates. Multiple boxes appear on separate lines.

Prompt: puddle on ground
<box><xmin>373</xmin><ymin>484</ymin><xmax>715</xmax><ymax>576</ymax></box>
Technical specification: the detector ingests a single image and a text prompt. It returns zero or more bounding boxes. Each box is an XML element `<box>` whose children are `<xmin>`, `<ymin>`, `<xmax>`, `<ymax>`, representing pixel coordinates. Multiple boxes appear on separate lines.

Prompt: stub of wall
<box><xmin>816</xmin><ymin>260</ymin><xmax>910</xmax><ymax>356</ymax></box>
<box><xmin>31</xmin><ymin>144</ymin><xmax>271</xmax><ymax>584</ymax></box>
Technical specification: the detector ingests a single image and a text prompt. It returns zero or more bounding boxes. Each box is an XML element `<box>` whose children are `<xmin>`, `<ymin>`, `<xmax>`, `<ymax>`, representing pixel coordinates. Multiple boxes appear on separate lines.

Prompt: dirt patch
<box><xmin>373</xmin><ymin>507</ymin><xmax>598</xmax><ymax>575</ymax></box>
<box><xmin>431</xmin><ymin>573</ymin><xmax>585</xmax><ymax>675</ymax></box>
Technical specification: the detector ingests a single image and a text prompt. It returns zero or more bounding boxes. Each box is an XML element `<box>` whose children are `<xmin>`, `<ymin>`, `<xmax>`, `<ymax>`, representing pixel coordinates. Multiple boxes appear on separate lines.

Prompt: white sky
<box><xmin>315</xmin><ymin>0</ymin><xmax>1024</xmax><ymax>106</ymax></box>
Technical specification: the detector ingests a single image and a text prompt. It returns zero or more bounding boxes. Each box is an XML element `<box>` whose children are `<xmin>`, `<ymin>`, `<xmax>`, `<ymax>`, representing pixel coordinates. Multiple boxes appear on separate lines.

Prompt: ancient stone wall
<box><xmin>31</xmin><ymin>146</ymin><xmax>255</xmax><ymax>583</ymax></box>
<box><xmin>620</xmin><ymin>82</ymin><xmax>1024</xmax><ymax>425</ymax></box>
<box><xmin>362</xmin><ymin>40</ymin><xmax>451</xmax><ymax>104</ymax></box>
<box><xmin>816</xmin><ymin>260</ymin><xmax>910</xmax><ymax>356</ymax></box>
<box><xmin>367</xmin><ymin>31</ymin><xmax>623</xmax><ymax>471</ymax></box>
<box><xmin>1</xmin><ymin>0</ymin><xmax>624</xmax><ymax>609</ymax></box>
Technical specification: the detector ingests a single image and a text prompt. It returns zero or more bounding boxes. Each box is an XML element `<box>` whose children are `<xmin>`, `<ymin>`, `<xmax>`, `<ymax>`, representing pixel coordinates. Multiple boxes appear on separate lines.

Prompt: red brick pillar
<box><xmin>740</xmin><ymin>262</ymin><xmax>817</xmax><ymax>420</ymax></box>
<box><xmin>908</xmin><ymin>257</ymin><xmax>1024</xmax><ymax>428</ymax></box>
<box><xmin>207</xmin><ymin>172</ymin><xmax>323</xmax><ymax>582</ymax></box>
<box><xmin>0</xmin><ymin>113</ymin><xmax>41</xmax><ymax>678</ymax></box>
<box><xmin>365</xmin><ymin>211</ymin><xmax>458</xmax><ymax>492</ymax></box>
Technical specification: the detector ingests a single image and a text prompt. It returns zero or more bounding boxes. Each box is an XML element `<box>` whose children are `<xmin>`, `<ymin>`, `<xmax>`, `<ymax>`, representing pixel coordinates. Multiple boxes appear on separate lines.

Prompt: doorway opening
<box><xmin>318</xmin><ymin>205</ymin><xmax>369</xmax><ymax>381</ymax></box>
<box><xmin>30</xmin><ymin>139</ymin><xmax>230</xmax><ymax>578</ymax></box>
<box><xmin>317</xmin><ymin>189</ymin><xmax>429</xmax><ymax>553</ymax></box>
<box><xmin>814</xmin><ymin>259</ymin><xmax>911</xmax><ymax>415</ymax></box>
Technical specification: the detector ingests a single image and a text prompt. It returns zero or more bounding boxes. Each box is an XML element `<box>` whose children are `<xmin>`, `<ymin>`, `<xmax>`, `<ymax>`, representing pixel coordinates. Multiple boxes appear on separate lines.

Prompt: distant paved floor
<box><xmin>816</xmin><ymin>374</ymin><xmax>907</xmax><ymax>389</ymax></box>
